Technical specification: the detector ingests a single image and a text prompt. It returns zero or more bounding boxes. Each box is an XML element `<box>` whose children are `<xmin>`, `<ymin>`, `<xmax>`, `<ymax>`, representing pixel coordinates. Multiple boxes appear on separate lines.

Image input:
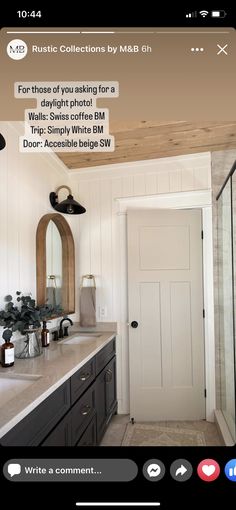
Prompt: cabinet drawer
<box><xmin>71</xmin><ymin>382</ymin><xmax>96</xmax><ymax>446</ymax></box>
<box><xmin>41</xmin><ymin>411</ymin><xmax>72</xmax><ymax>446</ymax></box>
<box><xmin>71</xmin><ymin>358</ymin><xmax>96</xmax><ymax>404</ymax></box>
<box><xmin>76</xmin><ymin>416</ymin><xmax>96</xmax><ymax>446</ymax></box>
<box><xmin>96</xmin><ymin>338</ymin><xmax>116</xmax><ymax>375</ymax></box>
<box><xmin>1</xmin><ymin>380</ymin><xmax>70</xmax><ymax>446</ymax></box>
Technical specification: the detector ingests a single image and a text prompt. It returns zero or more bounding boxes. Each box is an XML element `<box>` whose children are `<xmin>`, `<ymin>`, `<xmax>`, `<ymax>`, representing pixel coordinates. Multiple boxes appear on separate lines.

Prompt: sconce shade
<box><xmin>0</xmin><ymin>134</ymin><xmax>6</xmax><ymax>151</ymax></box>
<box><xmin>49</xmin><ymin>186</ymin><xmax>86</xmax><ymax>215</ymax></box>
<box><xmin>54</xmin><ymin>195</ymin><xmax>86</xmax><ymax>214</ymax></box>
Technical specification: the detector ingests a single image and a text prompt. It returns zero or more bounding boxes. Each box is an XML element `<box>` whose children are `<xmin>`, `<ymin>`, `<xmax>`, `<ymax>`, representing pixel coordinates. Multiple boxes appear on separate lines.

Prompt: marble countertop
<box><xmin>0</xmin><ymin>330</ymin><xmax>115</xmax><ymax>438</ymax></box>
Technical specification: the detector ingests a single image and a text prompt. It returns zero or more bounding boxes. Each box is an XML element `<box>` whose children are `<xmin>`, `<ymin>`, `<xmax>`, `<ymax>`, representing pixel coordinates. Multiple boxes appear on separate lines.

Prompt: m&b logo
<box><xmin>7</xmin><ymin>39</ymin><xmax>28</xmax><ymax>60</ymax></box>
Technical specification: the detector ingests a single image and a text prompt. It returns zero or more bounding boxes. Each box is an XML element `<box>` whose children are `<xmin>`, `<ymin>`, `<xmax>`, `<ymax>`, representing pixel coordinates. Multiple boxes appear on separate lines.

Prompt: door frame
<box><xmin>116</xmin><ymin>190</ymin><xmax>215</xmax><ymax>422</ymax></box>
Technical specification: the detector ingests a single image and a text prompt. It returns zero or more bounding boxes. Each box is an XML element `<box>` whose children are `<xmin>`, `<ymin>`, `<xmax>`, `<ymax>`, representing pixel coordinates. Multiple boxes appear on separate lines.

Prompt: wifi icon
<box><xmin>199</xmin><ymin>10</ymin><xmax>209</xmax><ymax>17</ymax></box>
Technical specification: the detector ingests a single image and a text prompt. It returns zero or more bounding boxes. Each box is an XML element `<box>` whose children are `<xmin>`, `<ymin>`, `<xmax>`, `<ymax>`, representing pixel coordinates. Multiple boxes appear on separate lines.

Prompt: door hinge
<box><xmin>131</xmin><ymin>417</ymin><xmax>135</xmax><ymax>425</ymax></box>
<box><xmin>204</xmin><ymin>389</ymin><xmax>207</xmax><ymax>398</ymax></box>
<box><xmin>203</xmin><ymin>308</ymin><xmax>205</xmax><ymax>318</ymax></box>
<box><xmin>201</xmin><ymin>230</ymin><xmax>204</xmax><ymax>239</ymax></box>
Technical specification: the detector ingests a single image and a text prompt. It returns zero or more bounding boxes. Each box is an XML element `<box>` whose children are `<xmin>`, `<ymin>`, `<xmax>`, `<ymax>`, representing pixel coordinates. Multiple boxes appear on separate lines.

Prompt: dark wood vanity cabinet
<box><xmin>41</xmin><ymin>409</ymin><xmax>72</xmax><ymax>447</ymax></box>
<box><xmin>70</xmin><ymin>358</ymin><xmax>96</xmax><ymax>404</ymax></box>
<box><xmin>96</xmin><ymin>356</ymin><xmax>117</xmax><ymax>444</ymax></box>
<box><xmin>71</xmin><ymin>382</ymin><xmax>96</xmax><ymax>445</ymax></box>
<box><xmin>0</xmin><ymin>337</ymin><xmax>117</xmax><ymax>447</ymax></box>
<box><xmin>1</xmin><ymin>380</ymin><xmax>71</xmax><ymax>446</ymax></box>
<box><xmin>76</xmin><ymin>415</ymin><xmax>97</xmax><ymax>446</ymax></box>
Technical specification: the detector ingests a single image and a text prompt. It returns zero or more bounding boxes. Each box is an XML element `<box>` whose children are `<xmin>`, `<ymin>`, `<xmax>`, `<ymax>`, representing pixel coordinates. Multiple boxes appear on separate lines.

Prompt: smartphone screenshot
<box><xmin>0</xmin><ymin>6</ymin><xmax>236</xmax><ymax>509</ymax></box>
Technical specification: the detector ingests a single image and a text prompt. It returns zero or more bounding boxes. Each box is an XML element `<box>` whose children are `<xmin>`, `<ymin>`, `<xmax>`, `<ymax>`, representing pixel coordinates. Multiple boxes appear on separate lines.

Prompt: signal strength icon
<box><xmin>199</xmin><ymin>10</ymin><xmax>209</xmax><ymax>17</ymax></box>
<box><xmin>186</xmin><ymin>11</ymin><xmax>197</xmax><ymax>18</ymax></box>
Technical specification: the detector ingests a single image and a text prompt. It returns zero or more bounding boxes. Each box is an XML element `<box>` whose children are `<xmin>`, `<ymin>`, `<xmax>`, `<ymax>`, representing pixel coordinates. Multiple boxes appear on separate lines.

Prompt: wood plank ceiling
<box><xmin>57</xmin><ymin>121</ymin><xmax>236</xmax><ymax>171</ymax></box>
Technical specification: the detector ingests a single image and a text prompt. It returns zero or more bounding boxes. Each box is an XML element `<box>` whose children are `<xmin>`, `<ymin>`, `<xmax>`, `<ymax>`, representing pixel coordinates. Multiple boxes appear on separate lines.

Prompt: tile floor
<box><xmin>100</xmin><ymin>414</ymin><xmax>224</xmax><ymax>446</ymax></box>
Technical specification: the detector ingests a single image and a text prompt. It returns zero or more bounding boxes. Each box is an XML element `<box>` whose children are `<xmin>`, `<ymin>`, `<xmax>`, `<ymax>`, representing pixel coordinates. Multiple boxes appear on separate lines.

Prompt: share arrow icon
<box><xmin>170</xmin><ymin>459</ymin><xmax>193</xmax><ymax>481</ymax></box>
<box><xmin>175</xmin><ymin>465</ymin><xmax>187</xmax><ymax>476</ymax></box>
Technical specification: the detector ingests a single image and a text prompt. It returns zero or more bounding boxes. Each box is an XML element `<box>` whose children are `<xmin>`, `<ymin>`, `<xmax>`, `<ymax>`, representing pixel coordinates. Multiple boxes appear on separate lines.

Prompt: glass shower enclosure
<box><xmin>217</xmin><ymin>161</ymin><xmax>236</xmax><ymax>442</ymax></box>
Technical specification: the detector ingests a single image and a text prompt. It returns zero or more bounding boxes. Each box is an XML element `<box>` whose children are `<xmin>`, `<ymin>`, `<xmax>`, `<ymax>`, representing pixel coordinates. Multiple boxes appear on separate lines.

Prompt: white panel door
<box><xmin>127</xmin><ymin>208</ymin><xmax>205</xmax><ymax>421</ymax></box>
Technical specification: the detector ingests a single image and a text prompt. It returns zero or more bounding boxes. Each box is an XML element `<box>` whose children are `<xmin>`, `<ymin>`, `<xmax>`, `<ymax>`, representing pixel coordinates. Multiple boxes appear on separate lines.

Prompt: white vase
<box><xmin>15</xmin><ymin>328</ymin><xmax>42</xmax><ymax>359</ymax></box>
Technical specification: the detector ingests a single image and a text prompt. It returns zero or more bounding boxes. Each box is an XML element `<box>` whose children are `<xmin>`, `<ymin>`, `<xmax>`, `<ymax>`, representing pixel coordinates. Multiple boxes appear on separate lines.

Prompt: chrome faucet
<box><xmin>58</xmin><ymin>317</ymin><xmax>73</xmax><ymax>338</ymax></box>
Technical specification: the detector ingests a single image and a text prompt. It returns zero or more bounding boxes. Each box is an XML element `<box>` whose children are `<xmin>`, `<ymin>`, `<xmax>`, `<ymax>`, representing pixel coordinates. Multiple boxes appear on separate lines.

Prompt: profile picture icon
<box><xmin>7</xmin><ymin>39</ymin><xmax>28</xmax><ymax>60</ymax></box>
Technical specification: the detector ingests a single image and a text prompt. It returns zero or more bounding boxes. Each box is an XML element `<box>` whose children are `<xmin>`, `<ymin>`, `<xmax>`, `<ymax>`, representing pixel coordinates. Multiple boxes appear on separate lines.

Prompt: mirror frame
<box><xmin>36</xmin><ymin>213</ymin><xmax>75</xmax><ymax>315</ymax></box>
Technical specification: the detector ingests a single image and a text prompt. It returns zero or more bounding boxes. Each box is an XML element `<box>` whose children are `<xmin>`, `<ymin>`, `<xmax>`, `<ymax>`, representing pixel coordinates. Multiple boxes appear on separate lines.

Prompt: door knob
<box><xmin>131</xmin><ymin>321</ymin><xmax>138</xmax><ymax>328</ymax></box>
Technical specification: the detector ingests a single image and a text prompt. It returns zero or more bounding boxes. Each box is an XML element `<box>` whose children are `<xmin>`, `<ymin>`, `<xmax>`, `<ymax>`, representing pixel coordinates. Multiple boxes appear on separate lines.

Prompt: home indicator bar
<box><xmin>75</xmin><ymin>504</ymin><xmax>161</xmax><ymax>507</ymax></box>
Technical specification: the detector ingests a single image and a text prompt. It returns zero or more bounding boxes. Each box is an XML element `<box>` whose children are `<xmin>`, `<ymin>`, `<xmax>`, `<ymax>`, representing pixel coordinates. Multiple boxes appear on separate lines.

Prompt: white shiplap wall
<box><xmin>0</xmin><ymin>122</ymin><xmax>77</xmax><ymax>343</ymax></box>
<box><xmin>71</xmin><ymin>152</ymin><xmax>211</xmax><ymax>412</ymax></box>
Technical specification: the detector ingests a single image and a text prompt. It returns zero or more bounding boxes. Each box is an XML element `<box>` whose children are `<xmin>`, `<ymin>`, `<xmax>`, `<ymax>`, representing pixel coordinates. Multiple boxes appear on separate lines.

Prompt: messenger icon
<box><xmin>143</xmin><ymin>459</ymin><xmax>165</xmax><ymax>481</ymax></box>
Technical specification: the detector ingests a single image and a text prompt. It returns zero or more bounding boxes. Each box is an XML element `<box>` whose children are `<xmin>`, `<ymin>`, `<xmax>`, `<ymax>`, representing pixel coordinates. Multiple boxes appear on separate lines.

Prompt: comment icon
<box><xmin>7</xmin><ymin>463</ymin><xmax>21</xmax><ymax>477</ymax></box>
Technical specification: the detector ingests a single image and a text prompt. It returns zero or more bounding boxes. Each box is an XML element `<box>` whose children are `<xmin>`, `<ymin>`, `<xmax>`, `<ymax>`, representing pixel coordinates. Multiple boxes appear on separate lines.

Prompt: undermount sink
<box><xmin>0</xmin><ymin>374</ymin><xmax>41</xmax><ymax>407</ymax></box>
<box><xmin>61</xmin><ymin>333</ymin><xmax>102</xmax><ymax>345</ymax></box>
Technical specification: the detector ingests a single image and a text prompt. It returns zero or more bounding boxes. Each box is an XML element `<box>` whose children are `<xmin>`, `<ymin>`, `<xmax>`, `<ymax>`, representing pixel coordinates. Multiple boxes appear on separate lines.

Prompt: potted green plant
<box><xmin>0</xmin><ymin>292</ymin><xmax>62</xmax><ymax>358</ymax></box>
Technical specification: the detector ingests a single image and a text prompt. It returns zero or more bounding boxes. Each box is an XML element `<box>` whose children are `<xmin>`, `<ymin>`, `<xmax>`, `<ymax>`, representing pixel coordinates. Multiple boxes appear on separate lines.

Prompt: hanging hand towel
<box><xmin>80</xmin><ymin>287</ymin><xmax>96</xmax><ymax>327</ymax></box>
<box><xmin>46</xmin><ymin>287</ymin><xmax>62</xmax><ymax>307</ymax></box>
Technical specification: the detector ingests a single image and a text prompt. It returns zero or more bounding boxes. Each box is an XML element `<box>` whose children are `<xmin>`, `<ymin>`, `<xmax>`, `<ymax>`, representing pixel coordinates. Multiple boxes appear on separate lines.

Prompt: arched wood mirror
<box><xmin>36</xmin><ymin>213</ymin><xmax>75</xmax><ymax>315</ymax></box>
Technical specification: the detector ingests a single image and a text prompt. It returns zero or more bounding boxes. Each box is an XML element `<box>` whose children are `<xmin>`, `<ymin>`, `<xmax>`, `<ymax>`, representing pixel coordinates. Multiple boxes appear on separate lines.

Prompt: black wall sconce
<box><xmin>49</xmin><ymin>185</ymin><xmax>86</xmax><ymax>215</ymax></box>
<box><xmin>0</xmin><ymin>134</ymin><xmax>6</xmax><ymax>151</ymax></box>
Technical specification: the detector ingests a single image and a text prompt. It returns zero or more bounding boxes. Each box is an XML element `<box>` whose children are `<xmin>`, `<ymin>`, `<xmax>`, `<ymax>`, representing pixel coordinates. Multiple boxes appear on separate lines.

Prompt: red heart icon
<box><xmin>197</xmin><ymin>459</ymin><xmax>220</xmax><ymax>482</ymax></box>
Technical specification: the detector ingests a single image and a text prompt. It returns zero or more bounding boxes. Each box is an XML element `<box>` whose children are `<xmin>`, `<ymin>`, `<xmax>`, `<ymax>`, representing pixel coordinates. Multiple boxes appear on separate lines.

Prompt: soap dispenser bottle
<box><xmin>41</xmin><ymin>321</ymin><xmax>50</xmax><ymax>347</ymax></box>
<box><xmin>1</xmin><ymin>339</ymin><xmax>14</xmax><ymax>367</ymax></box>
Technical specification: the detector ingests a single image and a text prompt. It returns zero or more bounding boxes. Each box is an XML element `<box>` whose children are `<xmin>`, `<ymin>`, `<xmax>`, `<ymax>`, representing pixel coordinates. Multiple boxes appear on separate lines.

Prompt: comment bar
<box><xmin>3</xmin><ymin>459</ymin><xmax>138</xmax><ymax>482</ymax></box>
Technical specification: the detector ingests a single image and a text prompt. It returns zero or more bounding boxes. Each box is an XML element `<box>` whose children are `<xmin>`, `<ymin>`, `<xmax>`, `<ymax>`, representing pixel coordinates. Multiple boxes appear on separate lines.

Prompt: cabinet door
<box><xmin>95</xmin><ymin>356</ymin><xmax>117</xmax><ymax>444</ymax></box>
<box><xmin>76</xmin><ymin>416</ymin><xmax>96</xmax><ymax>446</ymax></box>
<box><xmin>41</xmin><ymin>412</ymin><xmax>72</xmax><ymax>446</ymax></box>
<box><xmin>95</xmin><ymin>365</ymin><xmax>107</xmax><ymax>443</ymax></box>
<box><xmin>105</xmin><ymin>357</ymin><xmax>117</xmax><ymax>417</ymax></box>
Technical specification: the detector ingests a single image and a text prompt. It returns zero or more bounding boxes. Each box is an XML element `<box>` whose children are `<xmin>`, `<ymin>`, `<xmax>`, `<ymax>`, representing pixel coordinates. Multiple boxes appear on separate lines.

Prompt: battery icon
<box><xmin>211</xmin><ymin>10</ymin><xmax>227</xmax><ymax>18</ymax></box>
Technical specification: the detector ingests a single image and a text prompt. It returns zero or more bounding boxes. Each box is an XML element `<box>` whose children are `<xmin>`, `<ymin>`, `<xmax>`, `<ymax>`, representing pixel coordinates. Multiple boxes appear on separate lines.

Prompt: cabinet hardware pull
<box><xmin>81</xmin><ymin>405</ymin><xmax>91</xmax><ymax>416</ymax></box>
<box><xmin>105</xmin><ymin>369</ymin><xmax>112</xmax><ymax>383</ymax></box>
<box><xmin>79</xmin><ymin>372</ymin><xmax>91</xmax><ymax>381</ymax></box>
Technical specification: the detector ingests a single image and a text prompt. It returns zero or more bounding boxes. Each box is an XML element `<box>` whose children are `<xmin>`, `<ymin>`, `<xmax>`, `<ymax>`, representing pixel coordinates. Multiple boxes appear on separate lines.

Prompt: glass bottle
<box><xmin>1</xmin><ymin>339</ymin><xmax>14</xmax><ymax>367</ymax></box>
<box><xmin>41</xmin><ymin>321</ymin><xmax>50</xmax><ymax>347</ymax></box>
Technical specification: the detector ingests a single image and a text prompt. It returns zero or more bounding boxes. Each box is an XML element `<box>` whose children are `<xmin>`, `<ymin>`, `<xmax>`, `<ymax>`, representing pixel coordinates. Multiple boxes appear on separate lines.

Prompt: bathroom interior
<box><xmin>0</xmin><ymin>120</ymin><xmax>235</xmax><ymax>447</ymax></box>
